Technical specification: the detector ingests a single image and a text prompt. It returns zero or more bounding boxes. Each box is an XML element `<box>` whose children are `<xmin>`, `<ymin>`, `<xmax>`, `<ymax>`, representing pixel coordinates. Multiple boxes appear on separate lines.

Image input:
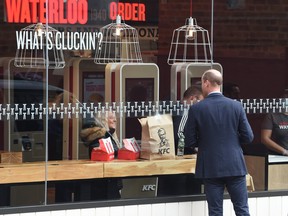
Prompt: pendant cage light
<box><xmin>167</xmin><ymin>17</ymin><xmax>212</xmax><ymax>65</ymax></box>
<box><xmin>94</xmin><ymin>15</ymin><xmax>143</xmax><ymax>64</ymax></box>
<box><xmin>14</xmin><ymin>23</ymin><xmax>65</xmax><ymax>69</ymax></box>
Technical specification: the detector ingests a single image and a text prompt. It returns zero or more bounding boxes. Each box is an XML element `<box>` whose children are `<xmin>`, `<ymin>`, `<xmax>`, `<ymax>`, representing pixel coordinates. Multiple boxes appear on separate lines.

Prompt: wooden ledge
<box><xmin>103</xmin><ymin>158</ymin><xmax>196</xmax><ymax>178</ymax></box>
<box><xmin>47</xmin><ymin>161</ymin><xmax>103</xmax><ymax>181</ymax></box>
<box><xmin>0</xmin><ymin>160</ymin><xmax>103</xmax><ymax>184</ymax></box>
<box><xmin>0</xmin><ymin>157</ymin><xmax>197</xmax><ymax>184</ymax></box>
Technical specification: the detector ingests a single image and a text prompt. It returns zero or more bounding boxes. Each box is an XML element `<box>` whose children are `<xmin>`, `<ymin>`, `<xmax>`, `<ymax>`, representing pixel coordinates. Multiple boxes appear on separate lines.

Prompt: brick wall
<box><xmin>157</xmin><ymin>0</ymin><xmax>288</xmax><ymax>97</ymax></box>
<box><xmin>157</xmin><ymin>0</ymin><xmax>288</xmax><ymax>144</ymax></box>
<box><xmin>158</xmin><ymin>0</ymin><xmax>288</xmax><ymax>59</ymax></box>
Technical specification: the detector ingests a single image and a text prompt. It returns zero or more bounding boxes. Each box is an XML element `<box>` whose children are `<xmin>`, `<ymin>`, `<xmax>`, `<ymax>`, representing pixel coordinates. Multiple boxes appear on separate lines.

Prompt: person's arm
<box><xmin>178</xmin><ymin>109</ymin><xmax>188</xmax><ymax>137</ymax></box>
<box><xmin>184</xmin><ymin>106</ymin><xmax>197</xmax><ymax>149</ymax></box>
<box><xmin>261</xmin><ymin>129</ymin><xmax>288</xmax><ymax>156</ymax></box>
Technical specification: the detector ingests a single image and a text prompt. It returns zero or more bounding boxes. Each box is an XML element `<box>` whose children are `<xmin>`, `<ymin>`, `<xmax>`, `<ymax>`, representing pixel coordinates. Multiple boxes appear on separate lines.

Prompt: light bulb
<box><xmin>115</xmin><ymin>27</ymin><xmax>121</xmax><ymax>37</ymax></box>
<box><xmin>186</xmin><ymin>28</ymin><xmax>195</xmax><ymax>40</ymax></box>
<box><xmin>185</xmin><ymin>17</ymin><xmax>196</xmax><ymax>40</ymax></box>
<box><xmin>35</xmin><ymin>23</ymin><xmax>44</xmax><ymax>37</ymax></box>
<box><xmin>113</xmin><ymin>15</ymin><xmax>122</xmax><ymax>38</ymax></box>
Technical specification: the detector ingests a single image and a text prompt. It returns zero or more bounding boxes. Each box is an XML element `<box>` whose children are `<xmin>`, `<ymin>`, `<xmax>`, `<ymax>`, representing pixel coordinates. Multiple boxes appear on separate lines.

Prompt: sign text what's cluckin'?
<box><xmin>15</xmin><ymin>31</ymin><xmax>102</xmax><ymax>50</ymax></box>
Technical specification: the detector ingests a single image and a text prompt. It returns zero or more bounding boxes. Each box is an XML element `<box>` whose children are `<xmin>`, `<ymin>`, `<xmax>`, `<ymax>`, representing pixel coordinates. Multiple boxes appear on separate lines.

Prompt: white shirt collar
<box><xmin>208</xmin><ymin>91</ymin><xmax>221</xmax><ymax>95</ymax></box>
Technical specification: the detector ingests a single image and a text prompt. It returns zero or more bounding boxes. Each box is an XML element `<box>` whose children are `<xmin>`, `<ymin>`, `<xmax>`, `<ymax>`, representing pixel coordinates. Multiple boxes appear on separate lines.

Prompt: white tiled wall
<box><xmin>1</xmin><ymin>196</ymin><xmax>288</xmax><ymax>216</ymax></box>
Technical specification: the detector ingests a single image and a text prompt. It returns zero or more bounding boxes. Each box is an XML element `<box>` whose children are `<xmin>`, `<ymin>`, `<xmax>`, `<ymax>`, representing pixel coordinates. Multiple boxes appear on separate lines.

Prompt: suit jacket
<box><xmin>184</xmin><ymin>93</ymin><xmax>254</xmax><ymax>178</ymax></box>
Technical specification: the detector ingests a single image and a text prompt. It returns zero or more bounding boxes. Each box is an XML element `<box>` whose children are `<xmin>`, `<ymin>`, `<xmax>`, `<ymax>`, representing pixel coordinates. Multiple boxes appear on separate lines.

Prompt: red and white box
<box><xmin>118</xmin><ymin>137</ymin><xmax>140</xmax><ymax>160</ymax></box>
<box><xmin>91</xmin><ymin>137</ymin><xmax>115</xmax><ymax>161</ymax></box>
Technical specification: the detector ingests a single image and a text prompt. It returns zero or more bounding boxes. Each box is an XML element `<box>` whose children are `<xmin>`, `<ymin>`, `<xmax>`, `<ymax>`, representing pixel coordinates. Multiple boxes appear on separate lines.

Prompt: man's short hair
<box><xmin>183</xmin><ymin>86</ymin><xmax>202</xmax><ymax>100</ymax></box>
<box><xmin>202</xmin><ymin>69</ymin><xmax>223</xmax><ymax>86</ymax></box>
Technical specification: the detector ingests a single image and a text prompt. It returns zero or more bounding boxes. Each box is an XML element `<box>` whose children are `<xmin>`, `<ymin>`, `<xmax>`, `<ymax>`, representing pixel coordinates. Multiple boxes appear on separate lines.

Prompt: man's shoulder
<box><xmin>218</xmin><ymin>95</ymin><xmax>241</xmax><ymax>104</ymax></box>
<box><xmin>198</xmin><ymin>95</ymin><xmax>243</xmax><ymax>108</ymax></box>
<box><xmin>221</xmin><ymin>97</ymin><xmax>244</xmax><ymax>109</ymax></box>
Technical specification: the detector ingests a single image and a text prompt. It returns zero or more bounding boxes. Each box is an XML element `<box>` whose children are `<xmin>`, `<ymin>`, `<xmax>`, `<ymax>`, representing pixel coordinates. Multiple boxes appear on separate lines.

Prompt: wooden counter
<box><xmin>0</xmin><ymin>160</ymin><xmax>103</xmax><ymax>184</ymax></box>
<box><xmin>103</xmin><ymin>157</ymin><xmax>196</xmax><ymax>177</ymax></box>
<box><xmin>0</xmin><ymin>157</ymin><xmax>197</xmax><ymax>184</ymax></box>
<box><xmin>47</xmin><ymin>160</ymin><xmax>104</xmax><ymax>182</ymax></box>
<box><xmin>0</xmin><ymin>162</ymin><xmax>46</xmax><ymax>184</ymax></box>
<box><xmin>245</xmin><ymin>155</ymin><xmax>288</xmax><ymax>191</ymax></box>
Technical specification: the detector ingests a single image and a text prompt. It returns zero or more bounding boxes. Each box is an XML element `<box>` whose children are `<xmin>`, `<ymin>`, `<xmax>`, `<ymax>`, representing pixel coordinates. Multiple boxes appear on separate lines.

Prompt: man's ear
<box><xmin>190</xmin><ymin>95</ymin><xmax>197</xmax><ymax>100</ymax></box>
<box><xmin>191</xmin><ymin>96</ymin><xmax>198</xmax><ymax>103</ymax></box>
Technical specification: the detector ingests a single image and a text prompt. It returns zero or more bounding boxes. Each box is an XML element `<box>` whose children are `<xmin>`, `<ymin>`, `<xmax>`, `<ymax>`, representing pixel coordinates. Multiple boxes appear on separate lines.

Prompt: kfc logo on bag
<box><xmin>157</xmin><ymin>128</ymin><xmax>170</xmax><ymax>155</ymax></box>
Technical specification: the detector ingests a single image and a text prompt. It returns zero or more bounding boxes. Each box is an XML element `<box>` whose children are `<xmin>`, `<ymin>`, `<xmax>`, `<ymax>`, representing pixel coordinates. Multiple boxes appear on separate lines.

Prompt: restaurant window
<box><xmin>0</xmin><ymin>0</ymin><xmax>288</xmax><ymax>209</ymax></box>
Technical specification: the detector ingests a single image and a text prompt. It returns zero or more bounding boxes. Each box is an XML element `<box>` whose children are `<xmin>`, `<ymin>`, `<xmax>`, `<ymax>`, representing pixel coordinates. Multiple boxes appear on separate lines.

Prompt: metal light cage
<box><xmin>14</xmin><ymin>23</ymin><xmax>65</xmax><ymax>69</ymax></box>
<box><xmin>167</xmin><ymin>17</ymin><xmax>212</xmax><ymax>65</ymax></box>
<box><xmin>94</xmin><ymin>15</ymin><xmax>143</xmax><ymax>64</ymax></box>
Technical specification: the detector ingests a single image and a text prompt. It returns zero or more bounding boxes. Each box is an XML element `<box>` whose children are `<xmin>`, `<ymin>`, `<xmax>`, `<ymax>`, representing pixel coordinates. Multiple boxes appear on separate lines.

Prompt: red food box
<box><xmin>91</xmin><ymin>137</ymin><xmax>115</xmax><ymax>161</ymax></box>
<box><xmin>118</xmin><ymin>137</ymin><xmax>140</xmax><ymax>160</ymax></box>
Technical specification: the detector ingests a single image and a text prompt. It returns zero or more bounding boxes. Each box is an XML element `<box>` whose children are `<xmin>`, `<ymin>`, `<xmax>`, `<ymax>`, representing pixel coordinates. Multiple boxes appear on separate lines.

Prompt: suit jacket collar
<box><xmin>207</xmin><ymin>92</ymin><xmax>222</xmax><ymax>98</ymax></box>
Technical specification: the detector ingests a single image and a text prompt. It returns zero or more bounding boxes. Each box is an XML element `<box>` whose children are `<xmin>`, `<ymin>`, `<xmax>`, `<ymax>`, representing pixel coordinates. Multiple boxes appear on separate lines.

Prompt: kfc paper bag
<box><xmin>139</xmin><ymin>114</ymin><xmax>175</xmax><ymax>160</ymax></box>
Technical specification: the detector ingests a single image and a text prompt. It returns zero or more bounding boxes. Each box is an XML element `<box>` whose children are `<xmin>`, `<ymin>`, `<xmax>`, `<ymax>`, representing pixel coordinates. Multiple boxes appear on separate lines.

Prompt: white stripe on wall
<box><xmin>2</xmin><ymin>196</ymin><xmax>288</xmax><ymax>216</ymax></box>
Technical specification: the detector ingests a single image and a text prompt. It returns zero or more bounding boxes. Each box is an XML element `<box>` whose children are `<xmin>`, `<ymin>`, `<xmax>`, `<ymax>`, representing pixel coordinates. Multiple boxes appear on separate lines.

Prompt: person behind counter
<box><xmin>173</xmin><ymin>86</ymin><xmax>203</xmax><ymax>155</ymax></box>
<box><xmin>184</xmin><ymin>69</ymin><xmax>254</xmax><ymax>216</ymax></box>
<box><xmin>80</xmin><ymin>111</ymin><xmax>123</xmax><ymax>200</ymax></box>
<box><xmin>223</xmin><ymin>82</ymin><xmax>241</xmax><ymax>100</ymax></box>
<box><xmin>261</xmin><ymin>89</ymin><xmax>288</xmax><ymax>156</ymax></box>
<box><xmin>81</xmin><ymin>111</ymin><xmax>121</xmax><ymax>158</ymax></box>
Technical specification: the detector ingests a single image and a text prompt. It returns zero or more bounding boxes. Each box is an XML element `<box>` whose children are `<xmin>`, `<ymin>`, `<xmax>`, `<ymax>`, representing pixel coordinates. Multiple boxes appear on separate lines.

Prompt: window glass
<box><xmin>0</xmin><ymin>0</ymin><xmax>287</xmax><ymax>209</ymax></box>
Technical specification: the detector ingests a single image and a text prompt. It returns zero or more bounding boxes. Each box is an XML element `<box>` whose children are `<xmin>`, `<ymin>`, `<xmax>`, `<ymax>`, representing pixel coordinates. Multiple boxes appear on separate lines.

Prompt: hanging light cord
<box><xmin>190</xmin><ymin>0</ymin><xmax>192</xmax><ymax>17</ymax></box>
<box><xmin>210</xmin><ymin>0</ymin><xmax>214</xmax><ymax>64</ymax></box>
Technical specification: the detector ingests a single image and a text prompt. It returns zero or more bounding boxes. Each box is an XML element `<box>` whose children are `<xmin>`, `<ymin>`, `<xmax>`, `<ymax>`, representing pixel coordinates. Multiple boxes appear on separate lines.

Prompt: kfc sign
<box><xmin>142</xmin><ymin>184</ymin><xmax>156</xmax><ymax>191</ymax></box>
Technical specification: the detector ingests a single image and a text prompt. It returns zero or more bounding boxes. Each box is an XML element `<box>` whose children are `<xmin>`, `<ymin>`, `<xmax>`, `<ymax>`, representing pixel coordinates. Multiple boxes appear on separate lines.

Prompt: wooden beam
<box><xmin>103</xmin><ymin>158</ymin><xmax>196</xmax><ymax>178</ymax></box>
<box><xmin>0</xmin><ymin>160</ymin><xmax>103</xmax><ymax>184</ymax></box>
<box><xmin>0</xmin><ymin>158</ymin><xmax>197</xmax><ymax>184</ymax></box>
<box><xmin>47</xmin><ymin>160</ymin><xmax>103</xmax><ymax>181</ymax></box>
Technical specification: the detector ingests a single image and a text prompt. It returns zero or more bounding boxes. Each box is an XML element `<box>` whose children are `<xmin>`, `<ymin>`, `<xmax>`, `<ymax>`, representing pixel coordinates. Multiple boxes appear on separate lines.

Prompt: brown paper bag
<box><xmin>138</xmin><ymin>114</ymin><xmax>175</xmax><ymax>160</ymax></box>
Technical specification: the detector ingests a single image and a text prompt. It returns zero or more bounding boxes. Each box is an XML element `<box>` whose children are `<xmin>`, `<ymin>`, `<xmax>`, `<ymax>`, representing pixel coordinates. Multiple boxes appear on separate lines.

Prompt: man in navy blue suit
<box><xmin>184</xmin><ymin>69</ymin><xmax>254</xmax><ymax>216</ymax></box>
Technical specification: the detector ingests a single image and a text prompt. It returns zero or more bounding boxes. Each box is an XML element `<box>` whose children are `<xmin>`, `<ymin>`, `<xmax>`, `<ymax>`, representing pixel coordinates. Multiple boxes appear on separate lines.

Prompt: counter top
<box><xmin>0</xmin><ymin>160</ymin><xmax>103</xmax><ymax>184</ymax></box>
<box><xmin>0</xmin><ymin>156</ymin><xmax>196</xmax><ymax>184</ymax></box>
<box><xmin>103</xmin><ymin>156</ymin><xmax>196</xmax><ymax>177</ymax></box>
<box><xmin>268</xmin><ymin>155</ymin><xmax>288</xmax><ymax>163</ymax></box>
